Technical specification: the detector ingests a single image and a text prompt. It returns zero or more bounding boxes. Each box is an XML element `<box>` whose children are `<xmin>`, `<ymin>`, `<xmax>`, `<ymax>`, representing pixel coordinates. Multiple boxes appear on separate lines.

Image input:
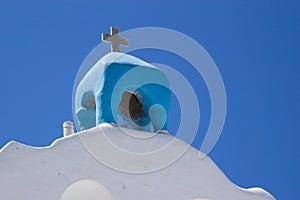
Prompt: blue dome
<box><xmin>75</xmin><ymin>52</ymin><xmax>171</xmax><ymax>132</ymax></box>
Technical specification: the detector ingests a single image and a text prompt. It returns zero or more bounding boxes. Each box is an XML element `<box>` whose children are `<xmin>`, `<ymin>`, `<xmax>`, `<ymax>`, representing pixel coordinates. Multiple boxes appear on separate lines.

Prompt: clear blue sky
<box><xmin>0</xmin><ymin>0</ymin><xmax>299</xmax><ymax>199</ymax></box>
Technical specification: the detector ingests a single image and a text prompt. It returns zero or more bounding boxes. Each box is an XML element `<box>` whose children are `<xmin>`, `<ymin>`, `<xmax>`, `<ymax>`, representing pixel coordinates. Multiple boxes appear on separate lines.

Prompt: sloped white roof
<box><xmin>0</xmin><ymin>123</ymin><xmax>275</xmax><ymax>200</ymax></box>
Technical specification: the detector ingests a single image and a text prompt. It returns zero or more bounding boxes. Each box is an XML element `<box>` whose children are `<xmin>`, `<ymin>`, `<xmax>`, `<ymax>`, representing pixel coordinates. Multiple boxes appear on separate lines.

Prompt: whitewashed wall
<box><xmin>0</xmin><ymin>124</ymin><xmax>275</xmax><ymax>200</ymax></box>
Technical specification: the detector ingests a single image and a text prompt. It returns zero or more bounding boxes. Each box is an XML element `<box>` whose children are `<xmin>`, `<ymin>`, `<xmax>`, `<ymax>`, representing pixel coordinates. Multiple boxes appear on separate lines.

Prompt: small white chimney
<box><xmin>63</xmin><ymin>121</ymin><xmax>74</xmax><ymax>137</ymax></box>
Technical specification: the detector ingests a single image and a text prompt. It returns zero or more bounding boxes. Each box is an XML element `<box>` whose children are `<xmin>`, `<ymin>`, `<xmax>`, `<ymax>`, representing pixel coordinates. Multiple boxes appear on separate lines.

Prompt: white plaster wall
<box><xmin>0</xmin><ymin>123</ymin><xmax>275</xmax><ymax>200</ymax></box>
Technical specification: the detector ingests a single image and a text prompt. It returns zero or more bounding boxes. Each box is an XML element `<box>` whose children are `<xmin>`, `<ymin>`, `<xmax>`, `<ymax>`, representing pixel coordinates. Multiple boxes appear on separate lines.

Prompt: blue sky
<box><xmin>0</xmin><ymin>0</ymin><xmax>299</xmax><ymax>199</ymax></box>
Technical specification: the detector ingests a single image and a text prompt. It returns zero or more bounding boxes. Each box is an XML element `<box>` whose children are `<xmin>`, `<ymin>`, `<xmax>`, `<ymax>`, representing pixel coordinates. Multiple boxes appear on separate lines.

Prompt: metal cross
<box><xmin>101</xmin><ymin>26</ymin><xmax>128</xmax><ymax>52</ymax></box>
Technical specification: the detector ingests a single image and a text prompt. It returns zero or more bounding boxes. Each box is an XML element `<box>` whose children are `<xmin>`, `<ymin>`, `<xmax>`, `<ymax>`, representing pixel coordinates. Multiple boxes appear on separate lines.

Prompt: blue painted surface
<box><xmin>0</xmin><ymin>1</ymin><xmax>299</xmax><ymax>199</ymax></box>
<box><xmin>76</xmin><ymin>91</ymin><xmax>96</xmax><ymax>130</ymax></box>
<box><xmin>75</xmin><ymin>53</ymin><xmax>171</xmax><ymax>131</ymax></box>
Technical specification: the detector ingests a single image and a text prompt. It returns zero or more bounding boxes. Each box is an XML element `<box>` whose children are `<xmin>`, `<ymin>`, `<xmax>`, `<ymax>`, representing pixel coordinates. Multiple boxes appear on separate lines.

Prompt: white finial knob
<box><xmin>63</xmin><ymin>121</ymin><xmax>74</xmax><ymax>137</ymax></box>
